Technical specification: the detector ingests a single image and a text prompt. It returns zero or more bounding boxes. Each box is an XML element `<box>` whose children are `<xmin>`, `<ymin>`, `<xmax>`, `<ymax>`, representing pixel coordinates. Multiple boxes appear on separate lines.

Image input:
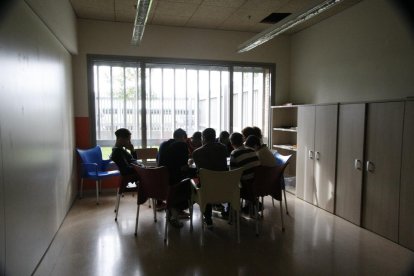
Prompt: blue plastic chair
<box><xmin>76</xmin><ymin>146</ymin><xmax>120</xmax><ymax>204</ymax></box>
<box><xmin>273</xmin><ymin>152</ymin><xmax>292</xmax><ymax>214</ymax></box>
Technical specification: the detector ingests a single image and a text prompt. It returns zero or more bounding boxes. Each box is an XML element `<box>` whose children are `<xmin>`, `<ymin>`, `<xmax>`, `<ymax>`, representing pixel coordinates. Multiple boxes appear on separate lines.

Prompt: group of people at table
<box><xmin>111</xmin><ymin>126</ymin><xmax>278</xmax><ymax>228</ymax></box>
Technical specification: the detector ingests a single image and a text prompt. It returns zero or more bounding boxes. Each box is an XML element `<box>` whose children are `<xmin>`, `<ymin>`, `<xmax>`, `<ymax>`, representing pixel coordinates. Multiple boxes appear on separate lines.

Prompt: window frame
<box><xmin>87</xmin><ymin>54</ymin><xmax>276</xmax><ymax>147</ymax></box>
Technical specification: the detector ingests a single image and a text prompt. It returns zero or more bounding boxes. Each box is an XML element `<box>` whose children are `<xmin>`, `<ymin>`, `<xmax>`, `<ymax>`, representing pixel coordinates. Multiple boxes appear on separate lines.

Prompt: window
<box><xmin>93</xmin><ymin>62</ymin><xmax>141</xmax><ymax>146</ymax></box>
<box><xmin>90</xmin><ymin>57</ymin><xmax>273</xmax><ymax>148</ymax></box>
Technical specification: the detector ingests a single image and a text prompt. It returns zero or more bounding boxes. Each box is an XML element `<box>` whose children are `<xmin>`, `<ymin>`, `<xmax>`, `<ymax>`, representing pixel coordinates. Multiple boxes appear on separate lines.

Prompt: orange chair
<box><xmin>241</xmin><ymin>165</ymin><xmax>287</xmax><ymax>236</ymax></box>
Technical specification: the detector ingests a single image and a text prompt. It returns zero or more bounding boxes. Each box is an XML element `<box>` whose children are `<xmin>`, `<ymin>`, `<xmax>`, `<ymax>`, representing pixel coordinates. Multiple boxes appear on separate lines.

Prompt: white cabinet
<box><xmin>399</xmin><ymin>100</ymin><xmax>414</xmax><ymax>250</ymax></box>
<box><xmin>335</xmin><ymin>103</ymin><xmax>366</xmax><ymax>225</ymax></box>
<box><xmin>362</xmin><ymin>101</ymin><xmax>404</xmax><ymax>242</ymax></box>
<box><xmin>296</xmin><ymin>104</ymin><xmax>338</xmax><ymax>213</ymax></box>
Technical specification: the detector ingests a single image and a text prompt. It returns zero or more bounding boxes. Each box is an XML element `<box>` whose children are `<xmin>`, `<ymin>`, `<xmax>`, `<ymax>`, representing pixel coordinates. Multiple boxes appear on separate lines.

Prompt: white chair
<box><xmin>190</xmin><ymin>168</ymin><xmax>243</xmax><ymax>243</ymax></box>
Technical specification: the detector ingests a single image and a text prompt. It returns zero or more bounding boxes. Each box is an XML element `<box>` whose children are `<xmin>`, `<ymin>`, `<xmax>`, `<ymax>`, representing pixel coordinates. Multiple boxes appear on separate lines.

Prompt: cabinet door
<box><xmin>399</xmin><ymin>101</ymin><xmax>414</xmax><ymax>250</ymax></box>
<box><xmin>296</xmin><ymin>106</ymin><xmax>315</xmax><ymax>202</ymax></box>
<box><xmin>335</xmin><ymin>104</ymin><xmax>365</xmax><ymax>224</ymax></box>
<box><xmin>314</xmin><ymin>104</ymin><xmax>338</xmax><ymax>212</ymax></box>
<box><xmin>363</xmin><ymin>101</ymin><xmax>404</xmax><ymax>242</ymax></box>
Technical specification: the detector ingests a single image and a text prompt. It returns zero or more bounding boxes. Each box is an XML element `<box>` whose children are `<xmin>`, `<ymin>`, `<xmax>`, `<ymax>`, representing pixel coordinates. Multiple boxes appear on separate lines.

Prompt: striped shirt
<box><xmin>230</xmin><ymin>145</ymin><xmax>260</xmax><ymax>182</ymax></box>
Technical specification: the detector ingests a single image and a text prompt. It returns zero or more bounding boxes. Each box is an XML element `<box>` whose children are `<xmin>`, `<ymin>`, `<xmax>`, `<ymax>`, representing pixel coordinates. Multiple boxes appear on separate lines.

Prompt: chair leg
<box><xmin>279</xmin><ymin>201</ymin><xmax>285</xmax><ymax>232</ymax></box>
<box><xmin>164</xmin><ymin>209</ymin><xmax>168</xmax><ymax>243</ymax></box>
<box><xmin>261</xmin><ymin>196</ymin><xmax>264</xmax><ymax>218</ymax></box>
<box><xmin>236</xmin><ymin>210</ymin><xmax>240</xmax><ymax>243</ymax></box>
<box><xmin>114</xmin><ymin>193</ymin><xmax>121</xmax><ymax>221</ymax></box>
<box><xmin>254</xmin><ymin>202</ymin><xmax>259</xmax><ymax>237</ymax></box>
<box><xmin>95</xmin><ymin>180</ymin><xmax>100</xmax><ymax>205</ymax></box>
<box><xmin>114</xmin><ymin>188</ymin><xmax>119</xmax><ymax>212</ymax></box>
<box><xmin>189</xmin><ymin>200</ymin><xmax>193</xmax><ymax>232</ymax></box>
<box><xmin>134</xmin><ymin>204</ymin><xmax>140</xmax><ymax>236</ymax></box>
<box><xmin>283</xmin><ymin>189</ymin><xmax>289</xmax><ymax>215</ymax></box>
<box><xmin>99</xmin><ymin>181</ymin><xmax>102</xmax><ymax>194</ymax></box>
<box><xmin>152</xmin><ymin>199</ymin><xmax>157</xmax><ymax>222</ymax></box>
<box><xmin>80</xmin><ymin>178</ymin><xmax>84</xmax><ymax>199</ymax></box>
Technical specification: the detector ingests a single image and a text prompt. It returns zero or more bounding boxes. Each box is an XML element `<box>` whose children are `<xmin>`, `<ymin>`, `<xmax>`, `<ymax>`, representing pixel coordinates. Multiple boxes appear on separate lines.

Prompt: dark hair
<box><xmin>241</xmin><ymin>127</ymin><xmax>255</xmax><ymax>139</ymax></box>
<box><xmin>219</xmin><ymin>131</ymin><xmax>230</xmax><ymax>140</ymax></box>
<box><xmin>173</xmin><ymin>128</ymin><xmax>187</xmax><ymax>139</ymax></box>
<box><xmin>115</xmin><ymin>128</ymin><xmax>131</xmax><ymax>138</ymax></box>
<box><xmin>252</xmin><ymin>126</ymin><xmax>263</xmax><ymax>140</ymax></box>
<box><xmin>202</xmin><ymin>128</ymin><xmax>216</xmax><ymax>143</ymax></box>
<box><xmin>230</xmin><ymin>132</ymin><xmax>244</xmax><ymax>147</ymax></box>
<box><xmin>245</xmin><ymin>135</ymin><xmax>261</xmax><ymax>148</ymax></box>
<box><xmin>192</xmin><ymin>131</ymin><xmax>202</xmax><ymax>141</ymax></box>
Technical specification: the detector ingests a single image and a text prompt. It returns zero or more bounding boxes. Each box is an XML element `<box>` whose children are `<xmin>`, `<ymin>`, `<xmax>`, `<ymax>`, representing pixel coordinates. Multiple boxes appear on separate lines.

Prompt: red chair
<box><xmin>241</xmin><ymin>165</ymin><xmax>287</xmax><ymax>236</ymax></box>
<box><xmin>133</xmin><ymin>166</ymin><xmax>191</xmax><ymax>242</ymax></box>
<box><xmin>114</xmin><ymin>174</ymin><xmax>138</xmax><ymax>221</ymax></box>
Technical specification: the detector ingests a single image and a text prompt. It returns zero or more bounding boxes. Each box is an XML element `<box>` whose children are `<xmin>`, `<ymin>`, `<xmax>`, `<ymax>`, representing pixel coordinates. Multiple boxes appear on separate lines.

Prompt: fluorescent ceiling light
<box><xmin>131</xmin><ymin>0</ymin><xmax>153</xmax><ymax>46</ymax></box>
<box><xmin>237</xmin><ymin>0</ymin><xmax>344</xmax><ymax>53</ymax></box>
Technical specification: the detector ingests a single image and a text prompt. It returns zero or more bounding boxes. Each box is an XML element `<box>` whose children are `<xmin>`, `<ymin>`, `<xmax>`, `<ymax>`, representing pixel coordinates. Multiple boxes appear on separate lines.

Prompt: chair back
<box><xmin>136</xmin><ymin>148</ymin><xmax>158</xmax><ymax>166</ymax></box>
<box><xmin>76</xmin><ymin>146</ymin><xmax>104</xmax><ymax>175</ymax></box>
<box><xmin>198</xmin><ymin>168</ymin><xmax>243</xmax><ymax>211</ymax></box>
<box><xmin>251</xmin><ymin>166</ymin><xmax>285</xmax><ymax>200</ymax></box>
<box><xmin>134</xmin><ymin>166</ymin><xmax>170</xmax><ymax>204</ymax></box>
<box><xmin>273</xmin><ymin>152</ymin><xmax>292</xmax><ymax>166</ymax></box>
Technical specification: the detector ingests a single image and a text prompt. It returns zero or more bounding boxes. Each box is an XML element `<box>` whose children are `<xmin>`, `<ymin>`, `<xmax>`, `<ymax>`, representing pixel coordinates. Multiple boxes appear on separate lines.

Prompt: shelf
<box><xmin>273</xmin><ymin>127</ymin><xmax>297</xmax><ymax>133</ymax></box>
<box><xmin>273</xmin><ymin>145</ymin><xmax>297</xmax><ymax>152</ymax></box>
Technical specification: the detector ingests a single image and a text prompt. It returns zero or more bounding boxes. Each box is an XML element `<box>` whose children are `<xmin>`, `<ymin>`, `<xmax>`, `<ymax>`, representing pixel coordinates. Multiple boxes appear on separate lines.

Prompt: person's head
<box><xmin>191</xmin><ymin>131</ymin><xmax>202</xmax><ymax>143</ymax></box>
<box><xmin>115</xmin><ymin>128</ymin><xmax>132</xmax><ymax>147</ymax></box>
<box><xmin>241</xmin><ymin>126</ymin><xmax>254</xmax><ymax>141</ymax></box>
<box><xmin>245</xmin><ymin>135</ymin><xmax>261</xmax><ymax>150</ymax></box>
<box><xmin>219</xmin><ymin>131</ymin><xmax>230</xmax><ymax>145</ymax></box>
<box><xmin>252</xmin><ymin>126</ymin><xmax>263</xmax><ymax>140</ymax></box>
<box><xmin>230</xmin><ymin>132</ymin><xmax>244</xmax><ymax>149</ymax></box>
<box><xmin>173</xmin><ymin>128</ymin><xmax>187</xmax><ymax>142</ymax></box>
<box><xmin>202</xmin><ymin>128</ymin><xmax>216</xmax><ymax>144</ymax></box>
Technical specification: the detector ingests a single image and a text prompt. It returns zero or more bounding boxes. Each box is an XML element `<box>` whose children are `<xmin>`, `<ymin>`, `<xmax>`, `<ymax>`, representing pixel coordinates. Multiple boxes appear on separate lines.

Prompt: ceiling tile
<box><xmin>189</xmin><ymin>5</ymin><xmax>235</xmax><ymax>21</ymax></box>
<box><xmin>114</xmin><ymin>0</ymin><xmax>136</xmax><ymax>22</ymax></box>
<box><xmin>155</xmin><ymin>1</ymin><xmax>199</xmax><ymax>17</ymax></box>
<box><xmin>240</xmin><ymin>0</ymin><xmax>288</xmax><ymax>11</ymax></box>
<box><xmin>201</xmin><ymin>0</ymin><xmax>246</xmax><ymax>8</ymax></box>
<box><xmin>152</xmin><ymin>14</ymin><xmax>190</xmax><ymax>26</ymax></box>
<box><xmin>278</xmin><ymin>0</ymin><xmax>324</xmax><ymax>13</ymax></box>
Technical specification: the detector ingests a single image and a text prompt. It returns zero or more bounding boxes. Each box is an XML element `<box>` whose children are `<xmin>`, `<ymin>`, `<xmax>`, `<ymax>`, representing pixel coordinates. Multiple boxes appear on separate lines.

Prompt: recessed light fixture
<box><xmin>237</xmin><ymin>0</ymin><xmax>344</xmax><ymax>53</ymax></box>
<box><xmin>131</xmin><ymin>0</ymin><xmax>153</xmax><ymax>46</ymax></box>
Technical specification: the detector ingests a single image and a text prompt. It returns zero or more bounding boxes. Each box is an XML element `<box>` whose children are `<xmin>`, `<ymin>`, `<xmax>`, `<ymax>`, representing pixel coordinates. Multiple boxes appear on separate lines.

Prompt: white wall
<box><xmin>290</xmin><ymin>0</ymin><xmax>414</xmax><ymax>104</ymax></box>
<box><xmin>26</xmin><ymin>0</ymin><xmax>78</xmax><ymax>54</ymax></box>
<box><xmin>0</xmin><ymin>1</ymin><xmax>77</xmax><ymax>274</ymax></box>
<box><xmin>73</xmin><ymin>20</ymin><xmax>291</xmax><ymax>117</ymax></box>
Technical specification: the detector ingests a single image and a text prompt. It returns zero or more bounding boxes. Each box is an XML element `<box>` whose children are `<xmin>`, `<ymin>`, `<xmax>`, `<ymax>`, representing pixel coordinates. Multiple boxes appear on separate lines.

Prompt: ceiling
<box><xmin>70</xmin><ymin>0</ymin><xmax>361</xmax><ymax>34</ymax></box>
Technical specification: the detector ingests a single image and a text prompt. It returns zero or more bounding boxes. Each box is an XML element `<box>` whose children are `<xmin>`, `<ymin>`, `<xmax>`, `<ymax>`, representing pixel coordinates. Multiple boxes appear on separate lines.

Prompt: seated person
<box><xmin>217</xmin><ymin>130</ymin><xmax>233</xmax><ymax>157</ymax></box>
<box><xmin>158</xmin><ymin>128</ymin><xmax>194</xmax><ymax>228</ymax></box>
<box><xmin>187</xmin><ymin>131</ymin><xmax>202</xmax><ymax>157</ymax></box>
<box><xmin>252</xmin><ymin>126</ymin><xmax>263</xmax><ymax>144</ymax></box>
<box><xmin>229</xmin><ymin>132</ymin><xmax>261</xmax><ymax>213</ymax></box>
<box><xmin>241</xmin><ymin>126</ymin><xmax>255</xmax><ymax>142</ymax></box>
<box><xmin>111</xmin><ymin>128</ymin><xmax>140</xmax><ymax>176</ymax></box>
<box><xmin>229</xmin><ymin>132</ymin><xmax>260</xmax><ymax>184</ymax></box>
<box><xmin>245</xmin><ymin>135</ymin><xmax>277</xmax><ymax>167</ymax></box>
<box><xmin>193</xmin><ymin>128</ymin><xmax>228</xmax><ymax>228</ymax></box>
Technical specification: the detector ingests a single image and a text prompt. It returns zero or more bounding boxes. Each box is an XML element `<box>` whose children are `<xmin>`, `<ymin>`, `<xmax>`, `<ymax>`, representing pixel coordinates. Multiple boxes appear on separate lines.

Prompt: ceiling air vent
<box><xmin>260</xmin><ymin>13</ymin><xmax>291</xmax><ymax>24</ymax></box>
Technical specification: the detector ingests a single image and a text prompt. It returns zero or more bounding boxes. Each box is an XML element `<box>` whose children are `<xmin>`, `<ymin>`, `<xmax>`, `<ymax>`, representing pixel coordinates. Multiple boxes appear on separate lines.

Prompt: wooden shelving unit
<box><xmin>271</xmin><ymin>105</ymin><xmax>298</xmax><ymax>193</ymax></box>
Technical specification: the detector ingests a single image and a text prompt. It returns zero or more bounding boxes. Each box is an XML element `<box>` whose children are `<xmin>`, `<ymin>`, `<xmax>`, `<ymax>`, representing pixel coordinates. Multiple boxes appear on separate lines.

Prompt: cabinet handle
<box><xmin>315</xmin><ymin>151</ymin><xmax>320</xmax><ymax>161</ymax></box>
<box><xmin>366</xmin><ymin>161</ymin><xmax>375</xmax><ymax>173</ymax></box>
<box><xmin>308</xmin><ymin>150</ymin><xmax>314</xmax><ymax>160</ymax></box>
<box><xmin>354</xmin><ymin>159</ymin><xmax>362</xmax><ymax>170</ymax></box>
